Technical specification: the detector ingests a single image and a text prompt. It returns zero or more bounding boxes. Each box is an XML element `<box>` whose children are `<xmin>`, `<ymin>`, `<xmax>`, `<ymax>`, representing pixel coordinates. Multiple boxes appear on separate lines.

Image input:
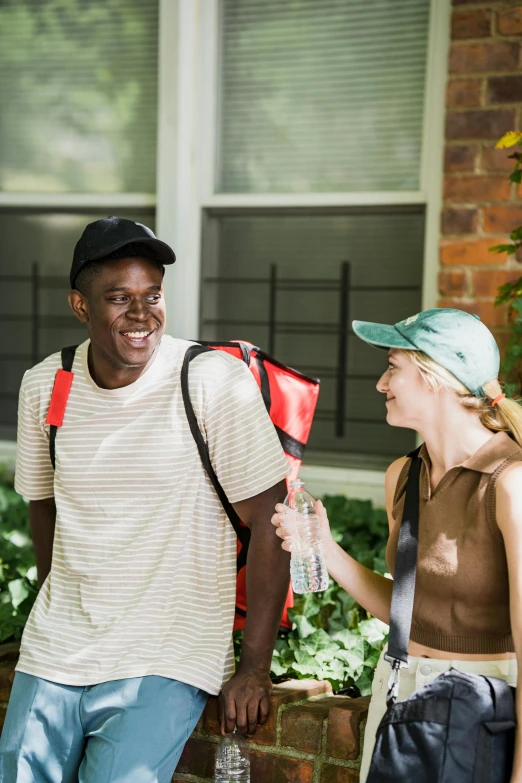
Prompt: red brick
<box><xmin>452</xmin><ymin>9</ymin><xmax>492</xmax><ymax>39</ymax></box>
<box><xmin>445</xmin><ymin>145</ymin><xmax>477</xmax><ymax>172</ymax></box>
<box><xmin>444</xmin><ymin>176</ymin><xmax>511</xmax><ymax>202</ymax></box>
<box><xmin>321</xmin><ymin>764</ymin><xmax>360</xmax><ymax>783</ymax></box>
<box><xmin>446</xmin><ymin>110</ymin><xmax>515</xmax><ymax>140</ymax></box>
<box><xmin>326</xmin><ymin>697</ymin><xmax>369</xmax><ymax>762</ymax></box>
<box><xmin>482</xmin><ymin>145</ymin><xmax>518</xmax><ymax>172</ymax></box>
<box><xmin>446</xmin><ymin>79</ymin><xmax>483</xmax><ymax>107</ymax></box>
<box><xmin>450</xmin><ymin>42</ymin><xmax>520</xmax><ymax>74</ymax></box>
<box><xmin>441</xmin><ymin>207</ymin><xmax>478</xmax><ymax>235</ymax></box>
<box><xmin>0</xmin><ymin>663</ymin><xmax>16</xmax><ymax>702</ymax></box>
<box><xmin>437</xmin><ymin>298</ymin><xmax>509</xmax><ymax>327</ymax></box>
<box><xmin>483</xmin><ymin>205</ymin><xmax>522</xmax><ymax>233</ymax></box>
<box><xmin>439</xmin><ymin>271</ymin><xmax>468</xmax><ymax>296</ymax></box>
<box><xmin>250</xmin><ymin>751</ymin><xmax>314</xmax><ymax>783</ymax></box>
<box><xmin>280</xmin><ymin>701</ymin><xmax>328</xmax><ymax>754</ymax></box>
<box><xmin>174</xmin><ymin>738</ymin><xmax>216</xmax><ymax>778</ymax></box>
<box><xmin>473</xmin><ymin>270</ymin><xmax>522</xmax><ymax>297</ymax></box>
<box><xmin>440</xmin><ymin>238</ymin><xmax>508</xmax><ymax>266</ymax></box>
<box><xmin>498</xmin><ymin>7</ymin><xmax>522</xmax><ymax>36</ymax></box>
<box><xmin>202</xmin><ymin>679</ymin><xmax>332</xmax><ymax>745</ymax></box>
<box><xmin>488</xmin><ymin>76</ymin><xmax>522</xmax><ymax>103</ymax></box>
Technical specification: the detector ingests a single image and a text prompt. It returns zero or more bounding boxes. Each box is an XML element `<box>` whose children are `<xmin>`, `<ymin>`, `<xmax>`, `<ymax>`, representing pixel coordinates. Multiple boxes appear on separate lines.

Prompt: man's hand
<box><xmin>218</xmin><ymin>665</ymin><xmax>272</xmax><ymax>736</ymax></box>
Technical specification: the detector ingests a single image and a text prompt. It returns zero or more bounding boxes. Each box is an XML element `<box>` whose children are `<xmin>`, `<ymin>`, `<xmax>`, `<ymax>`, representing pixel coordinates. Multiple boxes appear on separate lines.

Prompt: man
<box><xmin>0</xmin><ymin>216</ymin><xmax>291</xmax><ymax>782</ymax></box>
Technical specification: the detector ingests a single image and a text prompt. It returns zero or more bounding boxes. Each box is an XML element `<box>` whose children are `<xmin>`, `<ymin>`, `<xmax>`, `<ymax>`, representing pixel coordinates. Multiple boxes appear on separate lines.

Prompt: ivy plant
<box><xmin>489</xmin><ymin>131</ymin><xmax>522</xmax><ymax>397</ymax></box>
<box><xmin>234</xmin><ymin>495</ymin><xmax>390</xmax><ymax>696</ymax></box>
<box><xmin>0</xmin><ymin>469</ymin><xmax>38</xmax><ymax>643</ymax></box>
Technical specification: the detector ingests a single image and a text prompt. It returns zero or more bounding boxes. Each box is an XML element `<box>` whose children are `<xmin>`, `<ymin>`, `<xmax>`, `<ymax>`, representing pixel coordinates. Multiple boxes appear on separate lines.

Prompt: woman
<box><xmin>272</xmin><ymin>308</ymin><xmax>522</xmax><ymax>782</ymax></box>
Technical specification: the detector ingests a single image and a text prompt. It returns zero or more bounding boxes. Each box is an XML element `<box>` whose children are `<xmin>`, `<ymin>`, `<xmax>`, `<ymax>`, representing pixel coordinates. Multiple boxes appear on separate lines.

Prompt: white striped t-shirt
<box><xmin>14</xmin><ymin>336</ymin><xmax>289</xmax><ymax>694</ymax></box>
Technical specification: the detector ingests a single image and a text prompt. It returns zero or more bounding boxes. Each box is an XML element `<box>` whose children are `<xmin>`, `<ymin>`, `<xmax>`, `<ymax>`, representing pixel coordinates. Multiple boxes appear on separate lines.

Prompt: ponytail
<box><xmin>480</xmin><ymin>380</ymin><xmax>522</xmax><ymax>448</ymax></box>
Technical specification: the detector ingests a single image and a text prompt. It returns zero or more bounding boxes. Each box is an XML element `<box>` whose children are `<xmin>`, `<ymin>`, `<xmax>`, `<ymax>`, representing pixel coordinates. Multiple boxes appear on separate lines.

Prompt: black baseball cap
<box><xmin>70</xmin><ymin>215</ymin><xmax>176</xmax><ymax>289</ymax></box>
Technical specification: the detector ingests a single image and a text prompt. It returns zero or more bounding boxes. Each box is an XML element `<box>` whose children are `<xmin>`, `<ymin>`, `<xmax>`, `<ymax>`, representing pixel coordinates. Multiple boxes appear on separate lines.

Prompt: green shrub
<box><xmin>235</xmin><ymin>495</ymin><xmax>390</xmax><ymax>696</ymax></box>
<box><xmin>0</xmin><ymin>468</ymin><xmax>38</xmax><ymax>642</ymax></box>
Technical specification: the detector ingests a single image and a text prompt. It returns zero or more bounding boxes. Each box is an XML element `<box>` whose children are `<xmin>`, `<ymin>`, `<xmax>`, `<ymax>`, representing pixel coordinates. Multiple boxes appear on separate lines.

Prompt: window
<box><xmin>0</xmin><ymin>0</ymin><xmax>159</xmax><ymax>194</ymax></box>
<box><xmin>199</xmin><ymin>0</ymin><xmax>434</xmax><ymax>464</ymax></box>
<box><xmin>218</xmin><ymin>0</ymin><xmax>430</xmax><ymax>194</ymax></box>
<box><xmin>0</xmin><ymin>209</ymin><xmax>155</xmax><ymax>440</ymax></box>
<box><xmin>0</xmin><ymin>0</ymin><xmax>159</xmax><ymax>439</ymax></box>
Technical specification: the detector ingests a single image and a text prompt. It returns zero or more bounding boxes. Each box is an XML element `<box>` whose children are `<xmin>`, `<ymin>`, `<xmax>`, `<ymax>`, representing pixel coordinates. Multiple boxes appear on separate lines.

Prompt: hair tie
<box><xmin>491</xmin><ymin>393</ymin><xmax>506</xmax><ymax>407</ymax></box>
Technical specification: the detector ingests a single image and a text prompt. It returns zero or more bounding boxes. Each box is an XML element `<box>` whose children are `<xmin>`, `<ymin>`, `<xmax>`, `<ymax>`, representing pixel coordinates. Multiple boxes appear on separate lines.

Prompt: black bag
<box><xmin>366</xmin><ymin>450</ymin><xmax>516</xmax><ymax>783</ymax></box>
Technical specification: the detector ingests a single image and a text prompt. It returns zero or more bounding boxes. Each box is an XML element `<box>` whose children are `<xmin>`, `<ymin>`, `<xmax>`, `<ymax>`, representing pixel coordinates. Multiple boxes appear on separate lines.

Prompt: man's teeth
<box><xmin>124</xmin><ymin>331</ymin><xmax>151</xmax><ymax>338</ymax></box>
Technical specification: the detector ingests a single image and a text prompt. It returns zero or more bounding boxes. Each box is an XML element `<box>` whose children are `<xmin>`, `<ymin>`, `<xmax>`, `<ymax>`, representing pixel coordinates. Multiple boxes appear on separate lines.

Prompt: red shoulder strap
<box><xmin>46</xmin><ymin>345</ymin><xmax>78</xmax><ymax>469</ymax></box>
<box><xmin>46</xmin><ymin>369</ymin><xmax>74</xmax><ymax>427</ymax></box>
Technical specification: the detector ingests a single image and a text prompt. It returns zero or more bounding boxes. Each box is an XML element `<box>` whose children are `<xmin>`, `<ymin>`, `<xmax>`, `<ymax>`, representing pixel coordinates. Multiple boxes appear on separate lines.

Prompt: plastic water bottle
<box><xmin>285</xmin><ymin>479</ymin><xmax>329</xmax><ymax>594</ymax></box>
<box><xmin>214</xmin><ymin>730</ymin><xmax>250</xmax><ymax>782</ymax></box>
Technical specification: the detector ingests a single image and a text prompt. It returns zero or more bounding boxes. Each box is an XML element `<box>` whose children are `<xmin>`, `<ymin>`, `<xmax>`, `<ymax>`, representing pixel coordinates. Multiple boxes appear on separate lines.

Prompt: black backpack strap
<box><xmin>180</xmin><ymin>344</ymin><xmax>251</xmax><ymax>568</ymax></box>
<box><xmin>49</xmin><ymin>345</ymin><xmax>78</xmax><ymax>470</ymax></box>
<box><xmin>255</xmin><ymin>354</ymin><xmax>271</xmax><ymax>413</ymax></box>
<box><xmin>384</xmin><ymin>446</ymin><xmax>422</xmax><ymax>701</ymax></box>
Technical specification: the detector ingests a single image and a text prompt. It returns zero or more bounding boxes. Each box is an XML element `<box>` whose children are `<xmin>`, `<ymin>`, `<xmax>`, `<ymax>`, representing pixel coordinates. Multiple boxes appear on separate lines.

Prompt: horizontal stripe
<box><xmin>15</xmin><ymin>336</ymin><xmax>290</xmax><ymax>694</ymax></box>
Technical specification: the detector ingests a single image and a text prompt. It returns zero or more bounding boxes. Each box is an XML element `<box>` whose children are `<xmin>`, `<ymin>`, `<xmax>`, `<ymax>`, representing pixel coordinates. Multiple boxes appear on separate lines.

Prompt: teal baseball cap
<box><xmin>352</xmin><ymin>308</ymin><xmax>500</xmax><ymax>398</ymax></box>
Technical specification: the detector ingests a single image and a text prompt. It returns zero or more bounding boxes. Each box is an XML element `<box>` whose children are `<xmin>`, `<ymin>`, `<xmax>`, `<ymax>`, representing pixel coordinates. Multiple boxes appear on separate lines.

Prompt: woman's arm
<box><xmin>495</xmin><ymin>462</ymin><xmax>522</xmax><ymax>783</ymax></box>
<box><xmin>271</xmin><ymin>456</ymin><xmax>407</xmax><ymax>625</ymax></box>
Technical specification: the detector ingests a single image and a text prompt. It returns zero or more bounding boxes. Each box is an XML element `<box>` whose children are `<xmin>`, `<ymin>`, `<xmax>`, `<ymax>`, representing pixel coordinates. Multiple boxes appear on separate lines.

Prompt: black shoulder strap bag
<box><xmin>367</xmin><ymin>449</ymin><xmax>516</xmax><ymax>783</ymax></box>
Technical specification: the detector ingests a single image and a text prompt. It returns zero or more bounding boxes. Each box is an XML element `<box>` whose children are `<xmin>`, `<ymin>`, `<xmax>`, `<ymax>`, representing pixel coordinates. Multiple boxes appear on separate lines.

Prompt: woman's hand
<box><xmin>271</xmin><ymin>498</ymin><xmax>336</xmax><ymax>557</ymax></box>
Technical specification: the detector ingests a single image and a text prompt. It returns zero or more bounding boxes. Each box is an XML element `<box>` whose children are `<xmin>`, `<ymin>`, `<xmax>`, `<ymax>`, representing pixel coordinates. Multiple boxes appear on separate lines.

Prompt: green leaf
<box><xmin>300</xmin><ymin>629</ymin><xmax>336</xmax><ymax>655</ymax></box>
<box><xmin>335</xmin><ymin>647</ymin><xmax>366</xmax><ymax>670</ymax></box>
<box><xmin>293</xmin><ymin>650</ymin><xmax>321</xmax><ymax>676</ymax></box>
<box><xmin>358</xmin><ymin>618</ymin><xmax>389</xmax><ymax>645</ymax></box>
<box><xmin>270</xmin><ymin>657</ymin><xmax>288</xmax><ymax>677</ymax></box>
<box><xmin>291</xmin><ymin>614</ymin><xmax>317</xmax><ymax>639</ymax></box>
<box><xmin>355</xmin><ymin>667</ymin><xmax>375</xmax><ymax>697</ymax></box>
<box><xmin>331</xmin><ymin>629</ymin><xmax>365</xmax><ymax>652</ymax></box>
<box><xmin>8</xmin><ymin>578</ymin><xmax>29</xmax><ymax>609</ymax></box>
<box><xmin>363</xmin><ymin>647</ymin><xmax>382</xmax><ymax>669</ymax></box>
<box><xmin>489</xmin><ymin>244</ymin><xmax>520</xmax><ymax>255</ymax></box>
<box><xmin>510</xmin><ymin>227</ymin><xmax>522</xmax><ymax>242</ymax></box>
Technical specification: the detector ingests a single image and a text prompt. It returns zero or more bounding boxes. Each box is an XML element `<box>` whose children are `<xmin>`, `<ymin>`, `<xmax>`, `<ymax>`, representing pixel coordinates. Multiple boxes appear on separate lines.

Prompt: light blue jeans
<box><xmin>0</xmin><ymin>672</ymin><xmax>208</xmax><ymax>783</ymax></box>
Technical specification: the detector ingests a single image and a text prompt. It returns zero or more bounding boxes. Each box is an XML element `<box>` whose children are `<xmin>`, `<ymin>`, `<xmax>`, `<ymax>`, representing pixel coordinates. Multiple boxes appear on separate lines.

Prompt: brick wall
<box><xmin>441</xmin><ymin>0</ymin><xmax>522</xmax><ymax>348</ymax></box>
<box><xmin>174</xmin><ymin>680</ymin><xmax>369</xmax><ymax>783</ymax></box>
<box><xmin>0</xmin><ymin>653</ymin><xmax>370</xmax><ymax>782</ymax></box>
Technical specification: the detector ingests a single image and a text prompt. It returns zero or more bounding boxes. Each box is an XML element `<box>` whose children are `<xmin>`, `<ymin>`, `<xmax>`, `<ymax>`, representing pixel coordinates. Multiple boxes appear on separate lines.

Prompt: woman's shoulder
<box><xmin>496</xmin><ymin>457</ymin><xmax>522</xmax><ymax>494</ymax></box>
<box><xmin>384</xmin><ymin>456</ymin><xmax>410</xmax><ymax>528</ymax></box>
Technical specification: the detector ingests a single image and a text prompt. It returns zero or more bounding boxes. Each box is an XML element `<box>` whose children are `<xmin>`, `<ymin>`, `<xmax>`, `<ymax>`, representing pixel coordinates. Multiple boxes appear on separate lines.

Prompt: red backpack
<box><xmin>46</xmin><ymin>341</ymin><xmax>320</xmax><ymax>631</ymax></box>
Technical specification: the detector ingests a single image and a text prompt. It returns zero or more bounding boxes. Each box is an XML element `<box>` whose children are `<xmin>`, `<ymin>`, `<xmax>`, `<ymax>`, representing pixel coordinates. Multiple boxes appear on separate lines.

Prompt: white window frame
<box><xmin>159</xmin><ymin>0</ymin><xmax>451</xmax><ymax>340</ymax></box>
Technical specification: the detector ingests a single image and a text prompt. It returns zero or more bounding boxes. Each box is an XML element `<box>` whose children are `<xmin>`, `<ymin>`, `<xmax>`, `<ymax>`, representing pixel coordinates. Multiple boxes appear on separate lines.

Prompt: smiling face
<box><xmin>68</xmin><ymin>256</ymin><xmax>166</xmax><ymax>377</ymax></box>
<box><xmin>376</xmin><ymin>348</ymin><xmax>436</xmax><ymax>429</ymax></box>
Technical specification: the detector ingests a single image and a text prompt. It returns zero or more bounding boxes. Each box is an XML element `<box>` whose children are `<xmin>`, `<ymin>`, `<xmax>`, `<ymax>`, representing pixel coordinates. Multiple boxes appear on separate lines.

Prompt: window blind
<box><xmin>0</xmin><ymin>0</ymin><xmax>159</xmax><ymax>194</ymax></box>
<box><xmin>218</xmin><ymin>0</ymin><xmax>431</xmax><ymax>194</ymax></box>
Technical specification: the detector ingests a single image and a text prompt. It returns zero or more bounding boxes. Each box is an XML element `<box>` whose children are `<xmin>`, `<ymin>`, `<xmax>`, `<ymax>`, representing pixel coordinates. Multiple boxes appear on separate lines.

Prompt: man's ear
<box><xmin>68</xmin><ymin>290</ymin><xmax>89</xmax><ymax>324</ymax></box>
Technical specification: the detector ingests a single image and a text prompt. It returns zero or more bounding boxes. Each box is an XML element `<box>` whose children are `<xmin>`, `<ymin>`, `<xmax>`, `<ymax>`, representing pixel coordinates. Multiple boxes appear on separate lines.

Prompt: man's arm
<box><xmin>218</xmin><ymin>478</ymin><xmax>289</xmax><ymax>736</ymax></box>
<box><xmin>29</xmin><ymin>497</ymin><xmax>56</xmax><ymax>587</ymax></box>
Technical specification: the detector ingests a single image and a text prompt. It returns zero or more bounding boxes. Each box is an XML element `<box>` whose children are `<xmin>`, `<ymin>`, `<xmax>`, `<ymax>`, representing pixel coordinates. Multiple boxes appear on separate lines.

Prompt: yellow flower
<box><xmin>496</xmin><ymin>131</ymin><xmax>522</xmax><ymax>149</ymax></box>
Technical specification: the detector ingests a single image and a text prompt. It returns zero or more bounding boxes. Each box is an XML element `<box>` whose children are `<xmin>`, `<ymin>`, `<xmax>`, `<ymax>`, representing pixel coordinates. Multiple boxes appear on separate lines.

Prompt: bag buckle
<box><xmin>383</xmin><ymin>655</ymin><xmax>408</xmax><ymax>707</ymax></box>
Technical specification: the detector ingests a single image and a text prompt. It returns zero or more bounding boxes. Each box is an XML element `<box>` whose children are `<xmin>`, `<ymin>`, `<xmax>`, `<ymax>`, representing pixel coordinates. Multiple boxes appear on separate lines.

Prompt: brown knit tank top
<box><xmin>386</xmin><ymin>431</ymin><xmax>522</xmax><ymax>655</ymax></box>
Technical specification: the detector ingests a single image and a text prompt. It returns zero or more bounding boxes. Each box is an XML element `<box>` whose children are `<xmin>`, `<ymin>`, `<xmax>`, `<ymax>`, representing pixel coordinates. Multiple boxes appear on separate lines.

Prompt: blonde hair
<box><xmin>402</xmin><ymin>350</ymin><xmax>522</xmax><ymax>448</ymax></box>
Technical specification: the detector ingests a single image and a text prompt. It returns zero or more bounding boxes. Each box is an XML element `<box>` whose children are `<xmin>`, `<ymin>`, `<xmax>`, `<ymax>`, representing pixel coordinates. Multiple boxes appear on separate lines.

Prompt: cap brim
<box><xmin>89</xmin><ymin>237</ymin><xmax>176</xmax><ymax>266</ymax></box>
<box><xmin>352</xmin><ymin>320</ymin><xmax>417</xmax><ymax>351</ymax></box>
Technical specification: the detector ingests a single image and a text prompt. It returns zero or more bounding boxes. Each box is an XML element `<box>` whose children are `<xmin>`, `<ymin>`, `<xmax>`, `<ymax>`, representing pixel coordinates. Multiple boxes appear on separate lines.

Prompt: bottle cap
<box><xmin>289</xmin><ymin>479</ymin><xmax>305</xmax><ymax>489</ymax></box>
